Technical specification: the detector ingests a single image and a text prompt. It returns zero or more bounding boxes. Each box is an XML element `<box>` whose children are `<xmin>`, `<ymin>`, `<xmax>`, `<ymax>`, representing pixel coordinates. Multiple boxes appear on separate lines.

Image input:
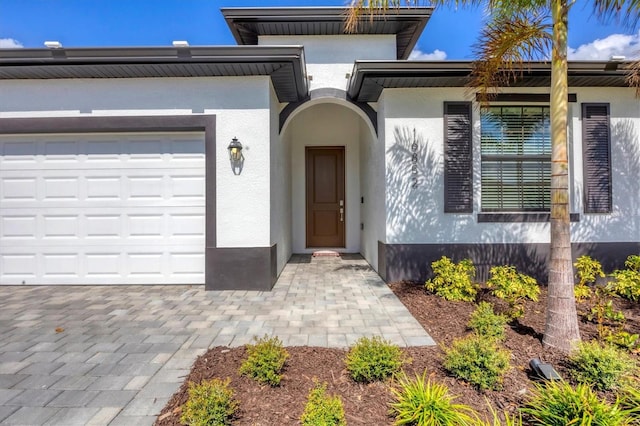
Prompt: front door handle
<box><xmin>340</xmin><ymin>207</ymin><xmax>344</xmax><ymax>222</ymax></box>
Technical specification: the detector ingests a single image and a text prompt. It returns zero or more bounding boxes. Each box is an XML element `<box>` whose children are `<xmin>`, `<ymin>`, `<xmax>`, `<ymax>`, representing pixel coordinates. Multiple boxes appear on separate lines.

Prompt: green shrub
<box><xmin>467</xmin><ymin>302</ymin><xmax>509</xmax><ymax>341</ymax></box>
<box><xmin>425</xmin><ymin>256</ymin><xmax>477</xmax><ymax>302</ymax></box>
<box><xmin>345</xmin><ymin>336</ymin><xmax>405</xmax><ymax>383</ymax></box>
<box><xmin>609</xmin><ymin>254</ymin><xmax>640</xmax><ymax>302</ymax></box>
<box><xmin>300</xmin><ymin>381</ymin><xmax>346</xmax><ymax>426</ymax></box>
<box><xmin>610</xmin><ymin>269</ymin><xmax>640</xmax><ymax>302</ymax></box>
<box><xmin>625</xmin><ymin>254</ymin><xmax>640</xmax><ymax>272</ymax></box>
<box><xmin>567</xmin><ymin>340</ymin><xmax>637</xmax><ymax>391</ymax></box>
<box><xmin>180</xmin><ymin>378</ymin><xmax>238</xmax><ymax>426</ymax></box>
<box><xmin>486</xmin><ymin>266</ymin><xmax>539</xmax><ymax>319</ymax></box>
<box><xmin>442</xmin><ymin>335</ymin><xmax>510</xmax><ymax>391</ymax></box>
<box><xmin>522</xmin><ymin>380</ymin><xmax>632</xmax><ymax>426</ymax></box>
<box><xmin>389</xmin><ymin>371</ymin><xmax>478</xmax><ymax>426</ymax></box>
<box><xmin>604</xmin><ymin>330</ymin><xmax>640</xmax><ymax>351</ymax></box>
<box><xmin>574</xmin><ymin>255</ymin><xmax>605</xmax><ymax>301</ymax></box>
<box><xmin>238</xmin><ymin>335</ymin><xmax>288</xmax><ymax>386</ymax></box>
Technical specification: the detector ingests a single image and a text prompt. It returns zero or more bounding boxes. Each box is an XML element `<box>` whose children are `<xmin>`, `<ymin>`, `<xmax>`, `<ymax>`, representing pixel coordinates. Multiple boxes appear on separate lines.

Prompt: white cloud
<box><xmin>409</xmin><ymin>48</ymin><xmax>447</xmax><ymax>61</ymax></box>
<box><xmin>0</xmin><ymin>38</ymin><xmax>23</xmax><ymax>48</ymax></box>
<box><xmin>569</xmin><ymin>31</ymin><xmax>640</xmax><ymax>60</ymax></box>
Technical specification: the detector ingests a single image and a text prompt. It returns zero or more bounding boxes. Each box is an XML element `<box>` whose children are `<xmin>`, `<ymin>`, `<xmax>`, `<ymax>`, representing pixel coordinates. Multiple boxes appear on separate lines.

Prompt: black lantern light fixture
<box><xmin>227</xmin><ymin>137</ymin><xmax>244</xmax><ymax>175</ymax></box>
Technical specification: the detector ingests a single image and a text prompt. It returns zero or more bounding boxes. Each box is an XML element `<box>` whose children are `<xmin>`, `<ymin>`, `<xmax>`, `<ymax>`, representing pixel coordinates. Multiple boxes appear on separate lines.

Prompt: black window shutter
<box><xmin>582</xmin><ymin>103</ymin><xmax>612</xmax><ymax>213</ymax></box>
<box><xmin>444</xmin><ymin>102</ymin><xmax>473</xmax><ymax>213</ymax></box>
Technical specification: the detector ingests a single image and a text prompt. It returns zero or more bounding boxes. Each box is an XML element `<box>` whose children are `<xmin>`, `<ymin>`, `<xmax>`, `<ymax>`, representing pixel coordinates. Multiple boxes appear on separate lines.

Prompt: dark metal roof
<box><xmin>348</xmin><ymin>60</ymin><xmax>633</xmax><ymax>102</ymax></box>
<box><xmin>221</xmin><ymin>7</ymin><xmax>432</xmax><ymax>60</ymax></box>
<box><xmin>0</xmin><ymin>46</ymin><xmax>308</xmax><ymax>102</ymax></box>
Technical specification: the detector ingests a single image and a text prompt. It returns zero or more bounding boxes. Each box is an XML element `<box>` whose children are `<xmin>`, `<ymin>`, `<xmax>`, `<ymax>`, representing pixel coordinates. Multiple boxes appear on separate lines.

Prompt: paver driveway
<box><xmin>0</xmin><ymin>254</ymin><xmax>433</xmax><ymax>425</ymax></box>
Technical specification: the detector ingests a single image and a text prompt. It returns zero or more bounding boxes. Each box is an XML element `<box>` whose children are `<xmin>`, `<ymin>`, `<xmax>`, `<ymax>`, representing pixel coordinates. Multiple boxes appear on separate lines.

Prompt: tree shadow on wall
<box><xmin>572</xmin><ymin>118</ymin><xmax>640</xmax><ymax>273</ymax></box>
<box><xmin>384</xmin><ymin>126</ymin><xmax>548</xmax><ymax>283</ymax></box>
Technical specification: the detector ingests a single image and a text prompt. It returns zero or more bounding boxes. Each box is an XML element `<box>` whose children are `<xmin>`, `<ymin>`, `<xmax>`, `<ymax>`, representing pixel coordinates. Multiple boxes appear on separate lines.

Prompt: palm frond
<box><xmin>345</xmin><ymin>0</ymin><xmax>485</xmax><ymax>33</ymax></box>
<box><xmin>593</xmin><ymin>0</ymin><xmax>640</xmax><ymax>29</ymax></box>
<box><xmin>470</xmin><ymin>11</ymin><xmax>552</xmax><ymax>103</ymax></box>
<box><xmin>624</xmin><ymin>59</ymin><xmax>640</xmax><ymax>96</ymax></box>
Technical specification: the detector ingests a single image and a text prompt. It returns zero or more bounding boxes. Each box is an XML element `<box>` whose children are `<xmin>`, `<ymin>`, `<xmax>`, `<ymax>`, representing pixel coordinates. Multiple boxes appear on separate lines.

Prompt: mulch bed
<box><xmin>157</xmin><ymin>282</ymin><xmax>639</xmax><ymax>425</ymax></box>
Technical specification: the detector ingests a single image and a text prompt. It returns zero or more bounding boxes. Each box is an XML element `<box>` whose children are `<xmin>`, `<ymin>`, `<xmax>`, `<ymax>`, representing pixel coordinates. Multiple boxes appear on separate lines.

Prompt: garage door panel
<box><xmin>1</xmin><ymin>171</ymin><xmax>205</xmax><ymax>208</ymax></box>
<box><xmin>0</xmin><ymin>132</ymin><xmax>205</xmax><ymax>285</ymax></box>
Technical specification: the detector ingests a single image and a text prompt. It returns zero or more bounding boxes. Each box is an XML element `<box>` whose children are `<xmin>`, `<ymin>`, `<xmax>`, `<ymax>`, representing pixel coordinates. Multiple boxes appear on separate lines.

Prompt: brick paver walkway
<box><xmin>0</xmin><ymin>254</ymin><xmax>433</xmax><ymax>425</ymax></box>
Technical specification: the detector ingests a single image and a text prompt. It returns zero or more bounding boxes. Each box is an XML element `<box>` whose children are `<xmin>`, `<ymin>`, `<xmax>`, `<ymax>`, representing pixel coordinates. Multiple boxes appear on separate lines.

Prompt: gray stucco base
<box><xmin>206</xmin><ymin>245</ymin><xmax>278</xmax><ymax>291</ymax></box>
<box><xmin>378</xmin><ymin>241</ymin><xmax>640</xmax><ymax>284</ymax></box>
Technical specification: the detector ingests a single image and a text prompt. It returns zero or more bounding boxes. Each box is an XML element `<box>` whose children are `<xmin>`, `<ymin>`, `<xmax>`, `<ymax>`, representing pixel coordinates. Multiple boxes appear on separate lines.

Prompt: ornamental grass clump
<box><xmin>567</xmin><ymin>340</ymin><xmax>637</xmax><ymax>391</ymax></box>
<box><xmin>522</xmin><ymin>380</ymin><xmax>633</xmax><ymax>426</ymax></box>
<box><xmin>389</xmin><ymin>371</ymin><xmax>478</xmax><ymax>426</ymax></box>
<box><xmin>467</xmin><ymin>301</ymin><xmax>509</xmax><ymax>341</ymax></box>
<box><xmin>425</xmin><ymin>256</ymin><xmax>477</xmax><ymax>302</ymax></box>
<box><xmin>300</xmin><ymin>381</ymin><xmax>346</xmax><ymax>426</ymax></box>
<box><xmin>180</xmin><ymin>378</ymin><xmax>238</xmax><ymax>426</ymax></box>
<box><xmin>345</xmin><ymin>336</ymin><xmax>405</xmax><ymax>383</ymax></box>
<box><xmin>486</xmin><ymin>265</ymin><xmax>539</xmax><ymax>320</ymax></box>
<box><xmin>442</xmin><ymin>335</ymin><xmax>510</xmax><ymax>391</ymax></box>
<box><xmin>239</xmin><ymin>335</ymin><xmax>288</xmax><ymax>386</ymax></box>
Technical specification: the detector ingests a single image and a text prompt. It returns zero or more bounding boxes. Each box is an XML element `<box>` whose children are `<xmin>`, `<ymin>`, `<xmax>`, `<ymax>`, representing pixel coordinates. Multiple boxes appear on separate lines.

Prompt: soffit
<box><xmin>348</xmin><ymin>61</ymin><xmax>631</xmax><ymax>102</ymax></box>
<box><xmin>221</xmin><ymin>7</ymin><xmax>432</xmax><ymax>60</ymax></box>
<box><xmin>0</xmin><ymin>46</ymin><xmax>308</xmax><ymax>102</ymax></box>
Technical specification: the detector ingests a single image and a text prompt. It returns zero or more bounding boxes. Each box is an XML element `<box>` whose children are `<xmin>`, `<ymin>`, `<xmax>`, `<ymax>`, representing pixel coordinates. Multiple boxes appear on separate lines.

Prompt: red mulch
<box><xmin>156</xmin><ymin>283</ymin><xmax>639</xmax><ymax>425</ymax></box>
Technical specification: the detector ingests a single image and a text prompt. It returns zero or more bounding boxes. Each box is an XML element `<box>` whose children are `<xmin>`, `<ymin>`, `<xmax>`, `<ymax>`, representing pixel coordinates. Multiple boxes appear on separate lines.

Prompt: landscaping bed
<box><xmin>156</xmin><ymin>282</ymin><xmax>639</xmax><ymax>425</ymax></box>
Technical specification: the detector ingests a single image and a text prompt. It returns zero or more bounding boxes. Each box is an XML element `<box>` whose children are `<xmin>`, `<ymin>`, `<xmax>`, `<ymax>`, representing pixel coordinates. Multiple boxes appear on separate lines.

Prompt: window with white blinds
<box><xmin>481</xmin><ymin>106</ymin><xmax>551</xmax><ymax>211</ymax></box>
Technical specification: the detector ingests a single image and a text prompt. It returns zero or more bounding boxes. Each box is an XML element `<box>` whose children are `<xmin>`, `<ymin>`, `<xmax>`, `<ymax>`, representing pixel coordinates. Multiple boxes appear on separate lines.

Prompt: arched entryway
<box><xmin>280</xmin><ymin>95</ymin><xmax>381</xmax><ymax>270</ymax></box>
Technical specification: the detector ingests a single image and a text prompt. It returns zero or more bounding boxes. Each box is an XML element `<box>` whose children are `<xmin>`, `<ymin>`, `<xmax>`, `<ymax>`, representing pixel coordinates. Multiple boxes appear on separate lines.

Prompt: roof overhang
<box><xmin>348</xmin><ymin>60</ymin><xmax>632</xmax><ymax>102</ymax></box>
<box><xmin>0</xmin><ymin>46</ymin><xmax>308</xmax><ymax>102</ymax></box>
<box><xmin>221</xmin><ymin>7</ymin><xmax>432</xmax><ymax>60</ymax></box>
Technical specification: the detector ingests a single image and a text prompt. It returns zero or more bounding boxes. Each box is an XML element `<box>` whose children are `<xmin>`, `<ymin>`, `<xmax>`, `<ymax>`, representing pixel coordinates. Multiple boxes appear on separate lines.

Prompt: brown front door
<box><xmin>305</xmin><ymin>147</ymin><xmax>345</xmax><ymax>248</ymax></box>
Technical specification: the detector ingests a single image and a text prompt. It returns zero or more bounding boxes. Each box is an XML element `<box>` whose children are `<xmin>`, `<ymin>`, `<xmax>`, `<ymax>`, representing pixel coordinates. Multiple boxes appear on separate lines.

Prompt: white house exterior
<box><xmin>0</xmin><ymin>7</ymin><xmax>638</xmax><ymax>290</ymax></box>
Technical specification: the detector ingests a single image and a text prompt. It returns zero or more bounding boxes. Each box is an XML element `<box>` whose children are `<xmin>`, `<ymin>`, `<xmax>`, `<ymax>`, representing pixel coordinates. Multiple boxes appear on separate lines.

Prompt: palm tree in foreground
<box><xmin>347</xmin><ymin>0</ymin><xmax>640</xmax><ymax>353</ymax></box>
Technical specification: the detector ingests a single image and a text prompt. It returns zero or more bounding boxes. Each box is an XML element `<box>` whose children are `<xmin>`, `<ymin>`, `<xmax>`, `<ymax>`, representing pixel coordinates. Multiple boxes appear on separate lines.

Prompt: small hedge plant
<box><xmin>300</xmin><ymin>381</ymin><xmax>346</xmax><ymax>426</ymax></box>
<box><xmin>389</xmin><ymin>371</ymin><xmax>478</xmax><ymax>426</ymax></box>
<box><xmin>486</xmin><ymin>265</ymin><xmax>539</xmax><ymax>320</ymax></box>
<box><xmin>345</xmin><ymin>336</ymin><xmax>405</xmax><ymax>383</ymax></box>
<box><xmin>610</xmin><ymin>254</ymin><xmax>640</xmax><ymax>301</ymax></box>
<box><xmin>467</xmin><ymin>301</ymin><xmax>509</xmax><ymax>341</ymax></box>
<box><xmin>239</xmin><ymin>335</ymin><xmax>289</xmax><ymax>386</ymax></box>
<box><xmin>442</xmin><ymin>335</ymin><xmax>510</xmax><ymax>391</ymax></box>
<box><xmin>574</xmin><ymin>255</ymin><xmax>605</xmax><ymax>301</ymax></box>
<box><xmin>425</xmin><ymin>256</ymin><xmax>477</xmax><ymax>302</ymax></box>
<box><xmin>521</xmin><ymin>380</ymin><xmax>633</xmax><ymax>426</ymax></box>
<box><xmin>567</xmin><ymin>340</ymin><xmax>637</xmax><ymax>391</ymax></box>
<box><xmin>180</xmin><ymin>378</ymin><xmax>238</xmax><ymax>426</ymax></box>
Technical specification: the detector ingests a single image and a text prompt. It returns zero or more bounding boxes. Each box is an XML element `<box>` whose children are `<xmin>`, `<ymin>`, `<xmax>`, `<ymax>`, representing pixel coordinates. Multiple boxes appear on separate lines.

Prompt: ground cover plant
<box><xmin>180</xmin><ymin>378</ymin><xmax>238</xmax><ymax>426</ymax></box>
<box><xmin>238</xmin><ymin>335</ymin><xmax>288</xmax><ymax>386</ymax></box>
<box><xmin>345</xmin><ymin>336</ymin><xmax>405</xmax><ymax>383</ymax></box>
<box><xmin>157</xmin><ymin>261</ymin><xmax>639</xmax><ymax>425</ymax></box>
<box><xmin>300</xmin><ymin>381</ymin><xmax>346</xmax><ymax>426</ymax></box>
<box><xmin>425</xmin><ymin>256</ymin><xmax>477</xmax><ymax>302</ymax></box>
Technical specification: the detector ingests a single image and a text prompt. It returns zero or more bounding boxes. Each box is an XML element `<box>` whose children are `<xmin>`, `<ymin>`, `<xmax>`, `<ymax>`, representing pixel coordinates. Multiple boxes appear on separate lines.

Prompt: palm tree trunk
<box><xmin>542</xmin><ymin>0</ymin><xmax>581</xmax><ymax>352</ymax></box>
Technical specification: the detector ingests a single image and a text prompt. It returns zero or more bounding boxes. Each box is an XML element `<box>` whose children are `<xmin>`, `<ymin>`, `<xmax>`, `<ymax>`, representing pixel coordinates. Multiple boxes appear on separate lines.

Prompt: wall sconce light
<box><xmin>227</xmin><ymin>137</ymin><xmax>244</xmax><ymax>175</ymax></box>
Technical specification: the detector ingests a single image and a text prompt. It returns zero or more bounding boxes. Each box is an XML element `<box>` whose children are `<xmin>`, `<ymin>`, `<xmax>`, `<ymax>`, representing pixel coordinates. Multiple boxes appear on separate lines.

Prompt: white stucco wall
<box><xmin>359</xmin><ymin>116</ymin><xmax>383</xmax><ymax>268</ymax></box>
<box><xmin>379</xmin><ymin>86</ymin><xmax>640</xmax><ymax>245</ymax></box>
<box><xmin>287</xmin><ymin>102</ymin><xmax>364</xmax><ymax>253</ymax></box>
<box><xmin>258</xmin><ymin>35</ymin><xmax>396</xmax><ymax>91</ymax></box>
<box><xmin>0</xmin><ymin>77</ymin><xmax>274</xmax><ymax>248</ymax></box>
<box><xmin>269</xmin><ymin>83</ymin><xmax>292</xmax><ymax>273</ymax></box>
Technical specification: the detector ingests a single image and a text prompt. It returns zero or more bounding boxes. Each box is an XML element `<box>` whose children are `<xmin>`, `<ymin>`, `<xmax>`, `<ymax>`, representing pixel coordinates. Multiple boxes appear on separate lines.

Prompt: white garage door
<box><xmin>0</xmin><ymin>132</ymin><xmax>205</xmax><ymax>285</ymax></box>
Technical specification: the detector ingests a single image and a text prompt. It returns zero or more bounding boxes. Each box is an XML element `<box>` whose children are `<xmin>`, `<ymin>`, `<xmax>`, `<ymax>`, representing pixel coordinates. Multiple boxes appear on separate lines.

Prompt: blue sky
<box><xmin>1</xmin><ymin>0</ymin><xmax>638</xmax><ymax>60</ymax></box>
